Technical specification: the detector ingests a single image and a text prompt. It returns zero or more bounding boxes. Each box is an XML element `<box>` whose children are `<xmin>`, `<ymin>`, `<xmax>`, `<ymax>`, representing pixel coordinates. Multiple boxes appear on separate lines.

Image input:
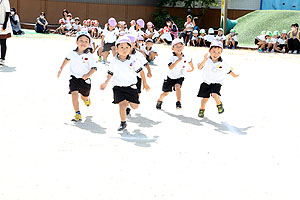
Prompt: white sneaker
<box><xmin>271</xmin><ymin>49</ymin><xmax>275</xmax><ymax>53</ymax></box>
<box><xmin>293</xmin><ymin>50</ymin><xmax>298</xmax><ymax>54</ymax></box>
<box><xmin>0</xmin><ymin>59</ymin><xmax>4</xmax><ymax>65</ymax></box>
<box><xmin>288</xmin><ymin>50</ymin><xmax>292</xmax><ymax>54</ymax></box>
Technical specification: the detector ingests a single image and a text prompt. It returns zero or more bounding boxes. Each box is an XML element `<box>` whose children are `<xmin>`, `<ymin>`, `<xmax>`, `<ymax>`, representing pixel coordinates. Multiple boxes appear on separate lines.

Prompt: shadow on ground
<box><xmin>119</xmin><ymin>129</ymin><xmax>159</xmax><ymax>147</ymax></box>
<box><xmin>65</xmin><ymin>116</ymin><xmax>106</xmax><ymax>134</ymax></box>
<box><xmin>0</xmin><ymin>66</ymin><xmax>16</xmax><ymax>72</ymax></box>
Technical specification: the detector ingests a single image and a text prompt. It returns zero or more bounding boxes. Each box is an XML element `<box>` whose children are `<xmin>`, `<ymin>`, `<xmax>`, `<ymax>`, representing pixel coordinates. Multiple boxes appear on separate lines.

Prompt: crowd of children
<box><xmin>255</xmin><ymin>23</ymin><xmax>300</xmax><ymax>54</ymax></box>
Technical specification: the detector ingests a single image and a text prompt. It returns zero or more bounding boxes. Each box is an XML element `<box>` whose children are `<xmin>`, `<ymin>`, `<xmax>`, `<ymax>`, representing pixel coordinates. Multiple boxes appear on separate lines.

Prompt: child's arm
<box><xmin>57</xmin><ymin>58</ymin><xmax>70</xmax><ymax>78</ymax></box>
<box><xmin>82</xmin><ymin>68</ymin><xmax>97</xmax><ymax>80</ymax></box>
<box><xmin>145</xmin><ymin>64</ymin><xmax>152</xmax><ymax>78</ymax></box>
<box><xmin>169</xmin><ymin>56</ymin><xmax>182</xmax><ymax>70</ymax></box>
<box><xmin>100</xmin><ymin>74</ymin><xmax>112</xmax><ymax>90</ymax></box>
<box><xmin>229</xmin><ymin>71</ymin><xmax>239</xmax><ymax>78</ymax></box>
<box><xmin>187</xmin><ymin>61</ymin><xmax>194</xmax><ymax>72</ymax></box>
<box><xmin>197</xmin><ymin>53</ymin><xmax>209</xmax><ymax>70</ymax></box>
<box><xmin>139</xmin><ymin>70</ymin><xmax>150</xmax><ymax>91</ymax></box>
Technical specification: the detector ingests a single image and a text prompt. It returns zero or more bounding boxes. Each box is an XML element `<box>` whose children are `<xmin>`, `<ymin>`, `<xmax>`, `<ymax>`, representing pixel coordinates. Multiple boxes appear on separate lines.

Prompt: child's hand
<box><xmin>187</xmin><ymin>68</ymin><xmax>194</xmax><ymax>72</ymax></box>
<box><xmin>57</xmin><ymin>69</ymin><xmax>62</xmax><ymax>78</ymax></box>
<box><xmin>100</xmin><ymin>83</ymin><xmax>107</xmax><ymax>90</ymax></box>
<box><xmin>82</xmin><ymin>74</ymin><xmax>89</xmax><ymax>80</ymax></box>
<box><xmin>143</xmin><ymin>83</ymin><xmax>150</xmax><ymax>92</ymax></box>
<box><xmin>147</xmin><ymin>72</ymin><xmax>152</xmax><ymax>78</ymax></box>
<box><xmin>204</xmin><ymin>53</ymin><xmax>209</xmax><ymax>61</ymax></box>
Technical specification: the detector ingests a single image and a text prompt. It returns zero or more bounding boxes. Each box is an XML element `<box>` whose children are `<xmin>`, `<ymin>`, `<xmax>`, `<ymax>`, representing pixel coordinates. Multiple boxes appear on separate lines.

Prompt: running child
<box><xmin>197</xmin><ymin>41</ymin><xmax>239</xmax><ymax>118</ymax></box>
<box><xmin>57</xmin><ymin>31</ymin><xmax>97</xmax><ymax>121</ymax></box>
<box><xmin>156</xmin><ymin>38</ymin><xmax>194</xmax><ymax>110</ymax></box>
<box><xmin>140</xmin><ymin>38</ymin><xmax>158</xmax><ymax>64</ymax></box>
<box><xmin>100</xmin><ymin>36</ymin><xmax>150</xmax><ymax>131</ymax></box>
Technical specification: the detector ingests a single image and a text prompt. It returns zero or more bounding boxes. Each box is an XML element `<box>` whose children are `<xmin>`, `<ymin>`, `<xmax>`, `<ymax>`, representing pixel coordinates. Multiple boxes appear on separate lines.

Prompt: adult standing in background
<box><xmin>10</xmin><ymin>8</ymin><xmax>23</xmax><ymax>35</ymax></box>
<box><xmin>0</xmin><ymin>0</ymin><xmax>12</xmax><ymax>65</ymax></box>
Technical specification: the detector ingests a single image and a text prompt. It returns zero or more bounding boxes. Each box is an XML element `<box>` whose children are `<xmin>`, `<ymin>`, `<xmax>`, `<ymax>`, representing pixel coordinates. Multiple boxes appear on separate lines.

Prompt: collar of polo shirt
<box><xmin>210</xmin><ymin>56</ymin><xmax>223</xmax><ymax>62</ymax></box>
<box><xmin>172</xmin><ymin>52</ymin><xmax>185</xmax><ymax>57</ymax></box>
<box><xmin>116</xmin><ymin>54</ymin><xmax>131</xmax><ymax>61</ymax></box>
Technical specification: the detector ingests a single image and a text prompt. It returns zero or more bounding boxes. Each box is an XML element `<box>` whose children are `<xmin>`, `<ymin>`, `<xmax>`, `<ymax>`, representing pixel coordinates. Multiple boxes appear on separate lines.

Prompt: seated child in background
<box><xmin>278</xmin><ymin>30</ymin><xmax>288</xmax><ymax>53</ymax></box>
<box><xmin>226</xmin><ymin>29</ymin><xmax>238</xmax><ymax>49</ymax></box>
<box><xmin>198</xmin><ymin>29</ymin><xmax>206</xmax><ymax>47</ymax></box>
<box><xmin>55</xmin><ymin>18</ymin><xmax>66</xmax><ymax>35</ymax></box>
<box><xmin>205</xmin><ymin>28</ymin><xmax>215</xmax><ymax>47</ymax></box>
<box><xmin>256</xmin><ymin>31</ymin><xmax>272</xmax><ymax>52</ymax></box>
<box><xmin>140</xmin><ymin>39</ymin><xmax>158</xmax><ymax>64</ymax></box>
<box><xmin>190</xmin><ymin>30</ymin><xmax>199</xmax><ymax>46</ymax></box>
<box><xmin>267</xmin><ymin>31</ymin><xmax>281</xmax><ymax>53</ymax></box>
<box><xmin>197</xmin><ymin>40</ymin><xmax>239</xmax><ymax>118</ymax></box>
<box><xmin>215</xmin><ymin>28</ymin><xmax>226</xmax><ymax>47</ymax></box>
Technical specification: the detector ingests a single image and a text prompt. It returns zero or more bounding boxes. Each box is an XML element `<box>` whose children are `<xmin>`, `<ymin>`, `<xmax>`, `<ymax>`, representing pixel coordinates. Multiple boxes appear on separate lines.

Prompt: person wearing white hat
<box><xmin>190</xmin><ymin>29</ymin><xmax>199</xmax><ymax>46</ymax></box>
<box><xmin>255</xmin><ymin>31</ymin><xmax>272</xmax><ymax>53</ymax></box>
<box><xmin>100</xmin><ymin>36</ymin><xmax>150</xmax><ymax>131</ymax></box>
<box><xmin>144</xmin><ymin>21</ymin><xmax>160</xmax><ymax>42</ymax></box>
<box><xmin>215</xmin><ymin>28</ymin><xmax>226</xmax><ymax>47</ymax></box>
<box><xmin>101</xmin><ymin>17</ymin><xmax>119</xmax><ymax>64</ymax></box>
<box><xmin>57</xmin><ymin>31</ymin><xmax>97</xmax><ymax>122</ymax></box>
<box><xmin>129</xmin><ymin>18</ymin><xmax>145</xmax><ymax>40</ymax></box>
<box><xmin>198</xmin><ymin>29</ymin><xmax>206</xmax><ymax>47</ymax></box>
<box><xmin>267</xmin><ymin>31</ymin><xmax>281</xmax><ymax>53</ymax></box>
<box><xmin>156</xmin><ymin>38</ymin><xmax>194</xmax><ymax>110</ymax></box>
<box><xmin>204</xmin><ymin>28</ymin><xmax>215</xmax><ymax>47</ymax></box>
<box><xmin>278</xmin><ymin>30</ymin><xmax>288</xmax><ymax>53</ymax></box>
<box><xmin>226</xmin><ymin>29</ymin><xmax>238</xmax><ymax>49</ymax></box>
<box><xmin>196</xmin><ymin>40</ymin><xmax>239</xmax><ymax>118</ymax></box>
<box><xmin>140</xmin><ymin>38</ymin><xmax>158</xmax><ymax>64</ymax></box>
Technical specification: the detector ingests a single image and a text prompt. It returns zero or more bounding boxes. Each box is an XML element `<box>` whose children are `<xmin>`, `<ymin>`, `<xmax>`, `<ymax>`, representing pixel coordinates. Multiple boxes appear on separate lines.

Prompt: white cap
<box><xmin>171</xmin><ymin>38</ymin><xmax>184</xmax><ymax>47</ymax></box>
<box><xmin>193</xmin><ymin>30</ymin><xmax>198</xmax><ymax>34</ymax></box>
<box><xmin>126</xmin><ymin>34</ymin><xmax>136</xmax><ymax>43</ymax></box>
<box><xmin>208</xmin><ymin>28</ymin><xmax>214</xmax><ymax>34</ymax></box>
<box><xmin>210</xmin><ymin>40</ymin><xmax>223</xmax><ymax>49</ymax></box>
<box><xmin>115</xmin><ymin>36</ymin><xmax>132</xmax><ymax>46</ymax></box>
<box><xmin>76</xmin><ymin>30</ymin><xmax>92</xmax><ymax>43</ymax></box>
<box><xmin>145</xmin><ymin>38</ymin><xmax>153</xmax><ymax>43</ymax></box>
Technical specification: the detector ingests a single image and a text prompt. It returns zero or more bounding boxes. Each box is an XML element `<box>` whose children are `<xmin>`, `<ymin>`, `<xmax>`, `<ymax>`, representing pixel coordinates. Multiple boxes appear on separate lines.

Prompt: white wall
<box><xmin>212</xmin><ymin>0</ymin><xmax>261</xmax><ymax>10</ymax></box>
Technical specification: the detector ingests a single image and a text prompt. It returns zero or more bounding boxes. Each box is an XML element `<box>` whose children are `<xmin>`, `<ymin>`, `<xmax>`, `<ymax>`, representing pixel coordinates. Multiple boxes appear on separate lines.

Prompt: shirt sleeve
<box><xmin>168</xmin><ymin>56</ymin><xmax>175</xmax><ymax>66</ymax></box>
<box><xmin>89</xmin><ymin>54</ymin><xmax>97</xmax><ymax>70</ymax></box>
<box><xmin>107</xmin><ymin>60</ymin><xmax>114</xmax><ymax>75</ymax></box>
<box><xmin>65</xmin><ymin>51</ymin><xmax>73</xmax><ymax>60</ymax></box>
<box><xmin>3</xmin><ymin>0</ymin><xmax>10</xmax><ymax>12</ymax></box>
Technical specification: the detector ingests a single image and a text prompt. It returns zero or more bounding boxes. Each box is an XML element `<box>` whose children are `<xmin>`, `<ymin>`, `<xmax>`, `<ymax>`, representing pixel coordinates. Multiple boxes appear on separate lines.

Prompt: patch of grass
<box><xmin>233</xmin><ymin>10</ymin><xmax>300</xmax><ymax>47</ymax></box>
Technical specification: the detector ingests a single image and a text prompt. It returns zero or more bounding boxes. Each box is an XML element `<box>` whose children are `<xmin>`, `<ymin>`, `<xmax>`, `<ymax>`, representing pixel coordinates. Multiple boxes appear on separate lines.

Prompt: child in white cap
<box><xmin>57</xmin><ymin>31</ymin><xmax>97</xmax><ymax>122</ymax></box>
<box><xmin>215</xmin><ymin>28</ymin><xmax>226</xmax><ymax>47</ymax></box>
<box><xmin>140</xmin><ymin>38</ymin><xmax>158</xmax><ymax>64</ymax></box>
<box><xmin>204</xmin><ymin>28</ymin><xmax>215</xmax><ymax>47</ymax></box>
<box><xmin>190</xmin><ymin>30</ymin><xmax>199</xmax><ymax>46</ymax></box>
<box><xmin>226</xmin><ymin>29</ymin><xmax>238</xmax><ymax>49</ymax></box>
<box><xmin>198</xmin><ymin>29</ymin><xmax>206</xmax><ymax>47</ymax></box>
<box><xmin>156</xmin><ymin>38</ymin><xmax>194</xmax><ymax>110</ymax></box>
<box><xmin>129</xmin><ymin>18</ymin><xmax>145</xmax><ymax>40</ymax></box>
<box><xmin>278</xmin><ymin>30</ymin><xmax>288</xmax><ymax>53</ymax></box>
<box><xmin>101</xmin><ymin>17</ymin><xmax>119</xmax><ymax>64</ymax></box>
<box><xmin>197</xmin><ymin>41</ymin><xmax>239</xmax><ymax>118</ymax></box>
<box><xmin>100</xmin><ymin>36</ymin><xmax>150</xmax><ymax>131</ymax></box>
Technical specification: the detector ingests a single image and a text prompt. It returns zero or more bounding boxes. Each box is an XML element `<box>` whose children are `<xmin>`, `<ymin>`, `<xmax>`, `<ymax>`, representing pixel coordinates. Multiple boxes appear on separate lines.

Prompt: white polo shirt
<box><xmin>278</xmin><ymin>37</ymin><xmax>287</xmax><ymax>45</ymax></box>
<box><xmin>201</xmin><ymin>57</ymin><xmax>231</xmax><ymax>85</ymax></box>
<box><xmin>66</xmin><ymin>50</ymin><xmax>97</xmax><ymax>79</ymax></box>
<box><xmin>232</xmin><ymin>35</ymin><xmax>238</xmax><ymax>42</ymax></box>
<box><xmin>102</xmin><ymin>27</ymin><xmax>119</xmax><ymax>43</ymax></box>
<box><xmin>205</xmin><ymin>35</ymin><xmax>215</xmax><ymax>43</ymax></box>
<box><xmin>270</xmin><ymin>37</ymin><xmax>278</xmax><ymax>44</ymax></box>
<box><xmin>216</xmin><ymin>34</ymin><xmax>226</xmax><ymax>41</ymax></box>
<box><xmin>256</xmin><ymin>34</ymin><xmax>266</xmax><ymax>41</ymax></box>
<box><xmin>145</xmin><ymin>29</ymin><xmax>160</xmax><ymax>39</ymax></box>
<box><xmin>140</xmin><ymin>45</ymin><xmax>157</xmax><ymax>56</ymax></box>
<box><xmin>167</xmin><ymin>52</ymin><xmax>192</xmax><ymax>79</ymax></box>
<box><xmin>108</xmin><ymin>55</ymin><xmax>143</xmax><ymax>87</ymax></box>
<box><xmin>131</xmin><ymin>49</ymin><xmax>148</xmax><ymax>78</ymax></box>
<box><xmin>129</xmin><ymin>26</ymin><xmax>144</xmax><ymax>39</ymax></box>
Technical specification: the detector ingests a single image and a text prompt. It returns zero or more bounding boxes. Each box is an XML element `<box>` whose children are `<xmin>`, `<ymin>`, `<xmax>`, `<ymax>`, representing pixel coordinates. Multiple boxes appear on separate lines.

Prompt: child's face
<box><xmin>117</xmin><ymin>43</ymin><xmax>131</xmax><ymax>57</ymax></box>
<box><xmin>76</xmin><ymin>36</ymin><xmax>90</xmax><ymax>51</ymax></box>
<box><xmin>193</xmin><ymin>33</ymin><xmax>198</xmax><ymax>37</ymax></box>
<box><xmin>172</xmin><ymin>42</ymin><xmax>184</xmax><ymax>54</ymax></box>
<box><xmin>209</xmin><ymin>47</ymin><xmax>222</xmax><ymax>61</ymax></box>
<box><xmin>218</xmin><ymin>30</ymin><xmax>223</xmax><ymax>35</ymax></box>
<box><xmin>146</xmin><ymin>42</ymin><xmax>153</xmax><ymax>48</ymax></box>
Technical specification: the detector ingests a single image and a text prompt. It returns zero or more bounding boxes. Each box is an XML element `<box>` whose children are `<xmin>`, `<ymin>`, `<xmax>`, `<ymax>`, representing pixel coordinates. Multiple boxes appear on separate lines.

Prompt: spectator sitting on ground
<box><xmin>35</xmin><ymin>12</ymin><xmax>49</xmax><ymax>33</ymax></box>
<box><xmin>287</xmin><ymin>23</ymin><xmax>300</xmax><ymax>54</ymax></box>
<box><xmin>10</xmin><ymin>8</ymin><xmax>24</xmax><ymax>35</ymax></box>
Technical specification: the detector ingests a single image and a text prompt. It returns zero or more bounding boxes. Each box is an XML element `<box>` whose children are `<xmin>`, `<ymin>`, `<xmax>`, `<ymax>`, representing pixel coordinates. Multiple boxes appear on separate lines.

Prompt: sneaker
<box><xmin>0</xmin><ymin>59</ymin><xmax>4</xmax><ymax>65</ymax></box>
<box><xmin>288</xmin><ymin>50</ymin><xmax>292</xmax><ymax>54</ymax></box>
<box><xmin>232</xmin><ymin>46</ymin><xmax>235</xmax><ymax>50</ymax></box>
<box><xmin>98</xmin><ymin>56</ymin><xmax>102</xmax><ymax>63</ymax></box>
<box><xmin>72</xmin><ymin>113</ymin><xmax>82</xmax><ymax>122</ymax></box>
<box><xmin>271</xmin><ymin>49</ymin><xmax>275</xmax><ymax>53</ymax></box>
<box><xmin>258</xmin><ymin>49</ymin><xmax>263</xmax><ymax>53</ymax></box>
<box><xmin>217</xmin><ymin>103</ymin><xmax>224</xmax><ymax>114</ymax></box>
<box><xmin>293</xmin><ymin>50</ymin><xmax>298</xmax><ymax>54</ymax></box>
<box><xmin>126</xmin><ymin>107</ymin><xmax>131</xmax><ymax>115</ymax></box>
<box><xmin>118</xmin><ymin>122</ymin><xmax>127</xmax><ymax>131</ymax></box>
<box><xmin>156</xmin><ymin>101</ymin><xmax>163</xmax><ymax>109</ymax></box>
<box><xmin>149</xmin><ymin>61</ymin><xmax>154</xmax><ymax>65</ymax></box>
<box><xmin>176</xmin><ymin>101</ymin><xmax>182</xmax><ymax>109</ymax></box>
<box><xmin>198</xmin><ymin>109</ymin><xmax>205</xmax><ymax>118</ymax></box>
<box><xmin>84</xmin><ymin>98</ymin><xmax>91</xmax><ymax>107</ymax></box>
<box><xmin>102</xmin><ymin>59</ymin><xmax>106</xmax><ymax>64</ymax></box>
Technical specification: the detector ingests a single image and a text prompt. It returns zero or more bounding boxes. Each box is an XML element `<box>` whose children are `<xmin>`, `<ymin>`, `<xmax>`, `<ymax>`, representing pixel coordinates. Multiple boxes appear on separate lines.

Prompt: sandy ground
<box><xmin>0</xmin><ymin>35</ymin><xmax>300</xmax><ymax>200</ymax></box>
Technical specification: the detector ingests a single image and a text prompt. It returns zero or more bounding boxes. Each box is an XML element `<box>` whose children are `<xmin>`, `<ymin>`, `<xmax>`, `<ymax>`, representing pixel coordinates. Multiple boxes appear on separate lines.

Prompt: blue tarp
<box><xmin>261</xmin><ymin>0</ymin><xmax>300</xmax><ymax>10</ymax></box>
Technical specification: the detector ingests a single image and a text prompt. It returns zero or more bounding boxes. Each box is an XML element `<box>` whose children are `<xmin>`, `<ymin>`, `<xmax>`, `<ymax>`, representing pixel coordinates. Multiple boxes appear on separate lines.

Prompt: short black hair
<box><xmin>77</xmin><ymin>34</ymin><xmax>91</xmax><ymax>43</ymax></box>
<box><xmin>187</xmin><ymin>15</ymin><xmax>193</xmax><ymax>20</ymax></box>
<box><xmin>11</xmin><ymin>8</ymin><xmax>16</xmax><ymax>12</ymax></box>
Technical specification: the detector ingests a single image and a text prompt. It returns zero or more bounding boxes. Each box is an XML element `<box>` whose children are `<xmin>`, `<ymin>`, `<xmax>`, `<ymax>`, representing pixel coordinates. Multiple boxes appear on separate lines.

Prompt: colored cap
<box><xmin>137</xmin><ymin>19</ymin><xmax>145</xmax><ymax>28</ymax></box>
<box><xmin>115</xmin><ymin>36</ymin><xmax>132</xmax><ymax>46</ymax></box>
<box><xmin>171</xmin><ymin>38</ymin><xmax>184</xmax><ymax>47</ymax></box>
<box><xmin>126</xmin><ymin>34</ymin><xmax>137</xmax><ymax>43</ymax></box>
<box><xmin>208</xmin><ymin>28</ymin><xmax>214</xmax><ymax>34</ymax></box>
<box><xmin>147</xmin><ymin>22</ymin><xmax>154</xmax><ymax>27</ymax></box>
<box><xmin>193</xmin><ymin>30</ymin><xmax>198</xmax><ymax>34</ymax></box>
<box><xmin>210</xmin><ymin>40</ymin><xmax>223</xmax><ymax>49</ymax></box>
<box><xmin>230</xmin><ymin>29</ymin><xmax>236</xmax><ymax>33</ymax></box>
<box><xmin>261</xmin><ymin>31</ymin><xmax>266</xmax><ymax>35</ymax></box>
<box><xmin>282</xmin><ymin>29</ymin><xmax>287</xmax><ymax>34</ymax></box>
<box><xmin>200</xmin><ymin>29</ymin><xmax>205</xmax><ymax>34</ymax></box>
<box><xmin>218</xmin><ymin>28</ymin><xmax>224</xmax><ymax>32</ymax></box>
<box><xmin>108</xmin><ymin>17</ymin><xmax>117</xmax><ymax>27</ymax></box>
<box><xmin>137</xmin><ymin>36</ymin><xmax>144</xmax><ymax>41</ymax></box>
<box><xmin>266</xmin><ymin>31</ymin><xmax>272</xmax><ymax>36</ymax></box>
<box><xmin>130</xmin><ymin>20</ymin><xmax>135</xmax><ymax>25</ymax></box>
<box><xmin>76</xmin><ymin>30</ymin><xmax>92</xmax><ymax>43</ymax></box>
<box><xmin>273</xmin><ymin>31</ymin><xmax>280</xmax><ymax>36</ymax></box>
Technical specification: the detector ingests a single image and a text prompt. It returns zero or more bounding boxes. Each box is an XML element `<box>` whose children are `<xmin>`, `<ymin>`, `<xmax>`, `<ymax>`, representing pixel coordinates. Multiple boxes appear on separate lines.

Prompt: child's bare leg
<box><xmin>129</xmin><ymin>102</ymin><xmax>139</xmax><ymax>109</ymax></box>
<box><xmin>80</xmin><ymin>95</ymin><xmax>88</xmax><ymax>102</ymax></box>
<box><xmin>102</xmin><ymin>51</ymin><xmax>109</xmax><ymax>60</ymax></box>
<box><xmin>111</xmin><ymin>46</ymin><xmax>117</xmax><ymax>57</ymax></box>
<box><xmin>211</xmin><ymin>93</ymin><xmax>221</xmax><ymax>105</ymax></box>
<box><xmin>201</xmin><ymin>98</ymin><xmax>209</xmax><ymax>109</ymax></box>
<box><xmin>175</xmin><ymin>84</ymin><xmax>181</xmax><ymax>102</ymax></box>
<box><xmin>72</xmin><ymin>91</ymin><xmax>80</xmax><ymax>112</ymax></box>
<box><xmin>158</xmin><ymin>92</ymin><xmax>169</xmax><ymax>101</ymax></box>
<box><xmin>119</xmin><ymin>100</ymin><xmax>129</xmax><ymax>122</ymax></box>
<box><xmin>149</xmin><ymin>52</ymin><xmax>156</xmax><ymax>61</ymax></box>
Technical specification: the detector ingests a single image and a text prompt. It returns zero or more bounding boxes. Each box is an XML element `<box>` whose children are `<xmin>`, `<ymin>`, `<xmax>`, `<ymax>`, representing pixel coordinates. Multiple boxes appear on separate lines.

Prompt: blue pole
<box><xmin>260</xmin><ymin>0</ymin><xmax>263</xmax><ymax>10</ymax></box>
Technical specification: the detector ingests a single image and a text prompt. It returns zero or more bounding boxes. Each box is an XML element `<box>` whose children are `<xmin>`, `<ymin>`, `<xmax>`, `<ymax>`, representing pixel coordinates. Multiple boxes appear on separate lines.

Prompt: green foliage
<box><xmin>153</xmin><ymin>8</ymin><xmax>185</xmax><ymax>29</ymax></box>
<box><xmin>158</xmin><ymin>0</ymin><xmax>218</xmax><ymax>9</ymax></box>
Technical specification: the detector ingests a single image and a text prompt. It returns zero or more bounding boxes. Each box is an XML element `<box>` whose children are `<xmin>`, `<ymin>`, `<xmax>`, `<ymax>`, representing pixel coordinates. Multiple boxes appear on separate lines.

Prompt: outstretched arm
<box><xmin>140</xmin><ymin>70</ymin><xmax>150</xmax><ymax>91</ymax></box>
<box><xmin>229</xmin><ymin>71</ymin><xmax>239</xmax><ymax>78</ymax></box>
<box><xmin>57</xmin><ymin>59</ymin><xmax>70</xmax><ymax>78</ymax></box>
<box><xmin>197</xmin><ymin>53</ymin><xmax>209</xmax><ymax>70</ymax></box>
<box><xmin>100</xmin><ymin>74</ymin><xmax>112</xmax><ymax>90</ymax></box>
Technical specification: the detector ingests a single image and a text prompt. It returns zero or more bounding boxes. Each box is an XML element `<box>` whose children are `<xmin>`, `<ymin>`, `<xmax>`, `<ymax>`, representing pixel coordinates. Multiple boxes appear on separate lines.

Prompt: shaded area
<box><xmin>66</xmin><ymin>116</ymin><xmax>106</xmax><ymax>134</ymax></box>
<box><xmin>127</xmin><ymin>113</ymin><xmax>161</xmax><ymax>128</ymax></box>
<box><xmin>0</xmin><ymin>66</ymin><xmax>16</xmax><ymax>73</ymax></box>
<box><xmin>118</xmin><ymin>129</ymin><xmax>159</xmax><ymax>147</ymax></box>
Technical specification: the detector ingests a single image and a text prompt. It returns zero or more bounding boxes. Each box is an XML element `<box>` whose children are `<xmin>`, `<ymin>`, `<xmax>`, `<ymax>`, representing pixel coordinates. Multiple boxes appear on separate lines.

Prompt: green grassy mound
<box><xmin>234</xmin><ymin>10</ymin><xmax>300</xmax><ymax>47</ymax></box>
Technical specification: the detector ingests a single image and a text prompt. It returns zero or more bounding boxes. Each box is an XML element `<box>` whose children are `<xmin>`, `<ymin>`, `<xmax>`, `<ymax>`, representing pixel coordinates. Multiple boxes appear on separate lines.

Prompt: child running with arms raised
<box><xmin>197</xmin><ymin>41</ymin><xmax>239</xmax><ymax>118</ymax></box>
<box><xmin>100</xmin><ymin>36</ymin><xmax>150</xmax><ymax>131</ymax></box>
<box><xmin>156</xmin><ymin>38</ymin><xmax>194</xmax><ymax>110</ymax></box>
<box><xmin>57</xmin><ymin>31</ymin><xmax>97</xmax><ymax>121</ymax></box>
